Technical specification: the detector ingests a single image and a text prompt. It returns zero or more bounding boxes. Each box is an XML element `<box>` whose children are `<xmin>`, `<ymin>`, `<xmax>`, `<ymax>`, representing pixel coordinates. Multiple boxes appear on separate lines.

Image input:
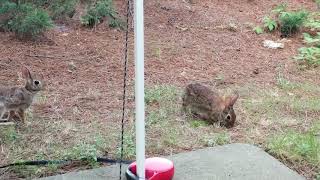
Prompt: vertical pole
<box><xmin>134</xmin><ymin>0</ymin><xmax>145</xmax><ymax>179</ymax></box>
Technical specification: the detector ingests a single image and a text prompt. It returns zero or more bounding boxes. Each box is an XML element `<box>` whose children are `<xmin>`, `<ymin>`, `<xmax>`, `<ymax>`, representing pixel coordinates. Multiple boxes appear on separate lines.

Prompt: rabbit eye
<box><xmin>34</xmin><ymin>81</ymin><xmax>40</xmax><ymax>85</ymax></box>
<box><xmin>226</xmin><ymin>114</ymin><xmax>231</xmax><ymax>120</ymax></box>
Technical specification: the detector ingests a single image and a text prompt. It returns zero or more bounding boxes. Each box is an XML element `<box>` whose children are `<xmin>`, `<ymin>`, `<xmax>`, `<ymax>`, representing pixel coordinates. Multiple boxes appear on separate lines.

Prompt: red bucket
<box><xmin>126</xmin><ymin>157</ymin><xmax>174</xmax><ymax>180</ymax></box>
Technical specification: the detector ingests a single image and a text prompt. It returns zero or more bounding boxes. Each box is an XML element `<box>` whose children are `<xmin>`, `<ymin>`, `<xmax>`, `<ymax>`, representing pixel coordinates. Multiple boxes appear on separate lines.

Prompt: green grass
<box><xmin>145</xmin><ymin>85</ymin><xmax>180</xmax><ymax>104</ymax></box>
<box><xmin>267</xmin><ymin>130</ymin><xmax>320</xmax><ymax>165</ymax></box>
<box><xmin>190</xmin><ymin>119</ymin><xmax>209</xmax><ymax>128</ymax></box>
<box><xmin>63</xmin><ymin>142</ymin><xmax>99</xmax><ymax>166</ymax></box>
<box><xmin>0</xmin><ymin>126</ymin><xmax>20</xmax><ymax>144</ymax></box>
<box><xmin>146</xmin><ymin>108</ymin><xmax>168</xmax><ymax>127</ymax></box>
<box><xmin>243</xmin><ymin>76</ymin><xmax>320</xmax><ymax>124</ymax></box>
<box><xmin>3</xmin><ymin>81</ymin><xmax>320</xmax><ymax>179</ymax></box>
<box><xmin>276</xmin><ymin>76</ymin><xmax>299</xmax><ymax>90</ymax></box>
<box><xmin>0</xmin><ymin>114</ymin><xmax>115</xmax><ymax>178</ymax></box>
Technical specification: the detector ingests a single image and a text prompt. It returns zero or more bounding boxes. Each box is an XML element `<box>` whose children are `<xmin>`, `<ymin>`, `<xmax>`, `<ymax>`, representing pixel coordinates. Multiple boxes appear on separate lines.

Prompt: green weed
<box><xmin>117</xmin><ymin>132</ymin><xmax>135</xmax><ymax>160</ymax></box>
<box><xmin>295</xmin><ymin>33</ymin><xmax>320</xmax><ymax>67</ymax></box>
<box><xmin>253</xmin><ymin>26</ymin><xmax>264</xmax><ymax>34</ymax></box>
<box><xmin>63</xmin><ymin>142</ymin><xmax>99</xmax><ymax>166</ymax></box>
<box><xmin>263</xmin><ymin>16</ymin><xmax>277</xmax><ymax>32</ymax></box>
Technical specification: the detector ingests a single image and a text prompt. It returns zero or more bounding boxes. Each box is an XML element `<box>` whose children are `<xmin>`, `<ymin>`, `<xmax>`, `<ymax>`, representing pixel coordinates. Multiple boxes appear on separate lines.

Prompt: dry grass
<box><xmin>1</xmin><ymin>75</ymin><xmax>320</xmax><ymax>179</ymax></box>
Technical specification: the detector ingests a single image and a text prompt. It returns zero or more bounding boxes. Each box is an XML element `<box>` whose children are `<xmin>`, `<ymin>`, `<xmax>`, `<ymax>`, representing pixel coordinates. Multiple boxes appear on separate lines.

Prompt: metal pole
<box><xmin>134</xmin><ymin>0</ymin><xmax>145</xmax><ymax>179</ymax></box>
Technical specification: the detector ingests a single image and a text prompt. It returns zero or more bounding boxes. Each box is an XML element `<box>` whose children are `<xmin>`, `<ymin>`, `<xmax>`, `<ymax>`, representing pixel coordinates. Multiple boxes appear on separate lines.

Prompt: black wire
<box><xmin>120</xmin><ymin>0</ymin><xmax>131</xmax><ymax>179</ymax></box>
<box><xmin>0</xmin><ymin>158</ymin><xmax>134</xmax><ymax>169</ymax></box>
<box><xmin>0</xmin><ymin>0</ymin><xmax>133</xmax><ymax>175</ymax></box>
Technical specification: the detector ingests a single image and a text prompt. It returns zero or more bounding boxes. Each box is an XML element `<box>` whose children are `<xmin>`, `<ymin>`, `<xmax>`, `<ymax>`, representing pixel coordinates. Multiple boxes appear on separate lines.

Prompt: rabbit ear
<box><xmin>224</xmin><ymin>92</ymin><xmax>239</xmax><ymax>108</ymax></box>
<box><xmin>22</xmin><ymin>67</ymin><xmax>32</xmax><ymax>80</ymax></box>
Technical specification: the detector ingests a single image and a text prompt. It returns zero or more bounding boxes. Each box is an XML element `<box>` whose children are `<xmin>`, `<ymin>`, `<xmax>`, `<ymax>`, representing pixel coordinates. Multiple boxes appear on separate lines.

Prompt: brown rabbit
<box><xmin>182</xmin><ymin>83</ymin><xmax>238</xmax><ymax>128</ymax></box>
<box><xmin>0</xmin><ymin>67</ymin><xmax>43</xmax><ymax>123</ymax></box>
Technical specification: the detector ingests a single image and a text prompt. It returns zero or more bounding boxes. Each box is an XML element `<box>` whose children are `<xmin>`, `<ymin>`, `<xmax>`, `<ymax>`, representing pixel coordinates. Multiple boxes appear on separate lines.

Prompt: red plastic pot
<box><xmin>126</xmin><ymin>157</ymin><xmax>174</xmax><ymax>180</ymax></box>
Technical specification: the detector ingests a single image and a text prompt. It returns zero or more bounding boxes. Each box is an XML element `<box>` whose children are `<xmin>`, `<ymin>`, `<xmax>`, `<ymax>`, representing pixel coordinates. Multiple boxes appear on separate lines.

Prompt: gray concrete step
<box><xmin>38</xmin><ymin>143</ymin><xmax>305</xmax><ymax>180</ymax></box>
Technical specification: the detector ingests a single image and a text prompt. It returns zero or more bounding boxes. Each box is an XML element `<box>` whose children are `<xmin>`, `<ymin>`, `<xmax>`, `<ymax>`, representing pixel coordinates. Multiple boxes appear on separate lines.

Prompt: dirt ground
<box><xmin>0</xmin><ymin>0</ymin><xmax>319</xmax><ymax>179</ymax></box>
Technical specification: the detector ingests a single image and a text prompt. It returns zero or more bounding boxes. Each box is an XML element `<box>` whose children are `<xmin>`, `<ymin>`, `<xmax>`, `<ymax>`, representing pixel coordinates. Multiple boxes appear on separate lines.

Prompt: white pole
<box><xmin>134</xmin><ymin>0</ymin><xmax>145</xmax><ymax>179</ymax></box>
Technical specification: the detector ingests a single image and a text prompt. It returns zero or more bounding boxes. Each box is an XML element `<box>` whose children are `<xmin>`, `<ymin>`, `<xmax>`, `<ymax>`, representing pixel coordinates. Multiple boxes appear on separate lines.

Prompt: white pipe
<box><xmin>134</xmin><ymin>0</ymin><xmax>145</xmax><ymax>179</ymax></box>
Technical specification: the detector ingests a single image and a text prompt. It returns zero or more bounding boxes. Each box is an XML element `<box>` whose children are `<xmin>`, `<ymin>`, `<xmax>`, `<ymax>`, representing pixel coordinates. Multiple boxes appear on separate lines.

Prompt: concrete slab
<box><xmin>38</xmin><ymin>143</ymin><xmax>305</xmax><ymax>180</ymax></box>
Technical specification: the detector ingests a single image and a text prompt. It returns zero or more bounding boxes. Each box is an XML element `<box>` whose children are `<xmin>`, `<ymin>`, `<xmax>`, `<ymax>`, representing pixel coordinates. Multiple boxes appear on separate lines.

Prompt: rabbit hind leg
<box><xmin>17</xmin><ymin>109</ymin><xmax>25</xmax><ymax>124</ymax></box>
<box><xmin>10</xmin><ymin>109</ymin><xmax>24</xmax><ymax>123</ymax></box>
<box><xmin>0</xmin><ymin>107</ymin><xmax>9</xmax><ymax>122</ymax></box>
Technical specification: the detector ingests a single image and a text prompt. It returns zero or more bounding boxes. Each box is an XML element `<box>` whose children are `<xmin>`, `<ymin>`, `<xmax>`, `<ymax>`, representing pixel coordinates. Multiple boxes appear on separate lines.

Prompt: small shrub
<box><xmin>81</xmin><ymin>0</ymin><xmax>123</xmax><ymax>28</ymax></box>
<box><xmin>258</xmin><ymin>4</ymin><xmax>308</xmax><ymax>37</ymax></box>
<box><xmin>11</xmin><ymin>5</ymin><xmax>53</xmax><ymax>38</ymax></box>
<box><xmin>279</xmin><ymin>10</ymin><xmax>308</xmax><ymax>37</ymax></box>
<box><xmin>0</xmin><ymin>1</ymin><xmax>53</xmax><ymax>38</ymax></box>
<box><xmin>48</xmin><ymin>0</ymin><xmax>78</xmax><ymax>20</ymax></box>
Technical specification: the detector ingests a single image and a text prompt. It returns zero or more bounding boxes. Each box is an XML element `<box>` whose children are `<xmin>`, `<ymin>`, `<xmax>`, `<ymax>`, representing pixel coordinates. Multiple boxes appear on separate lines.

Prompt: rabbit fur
<box><xmin>0</xmin><ymin>67</ymin><xmax>42</xmax><ymax>123</ymax></box>
<box><xmin>182</xmin><ymin>83</ymin><xmax>238</xmax><ymax>128</ymax></box>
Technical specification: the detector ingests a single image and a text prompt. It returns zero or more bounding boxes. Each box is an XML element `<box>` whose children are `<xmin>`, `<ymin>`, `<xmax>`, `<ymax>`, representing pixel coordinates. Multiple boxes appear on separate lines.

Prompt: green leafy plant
<box><xmin>257</xmin><ymin>4</ymin><xmax>308</xmax><ymax>37</ymax></box>
<box><xmin>295</xmin><ymin>33</ymin><xmax>320</xmax><ymax>67</ymax></box>
<box><xmin>0</xmin><ymin>1</ymin><xmax>53</xmax><ymax>38</ymax></box>
<box><xmin>81</xmin><ymin>0</ymin><xmax>123</xmax><ymax>28</ymax></box>
<box><xmin>296</xmin><ymin>47</ymin><xmax>320</xmax><ymax>67</ymax></box>
<box><xmin>302</xmin><ymin>33</ymin><xmax>320</xmax><ymax>45</ymax></box>
<box><xmin>11</xmin><ymin>4</ymin><xmax>53</xmax><ymax>38</ymax></box>
<box><xmin>263</xmin><ymin>16</ymin><xmax>277</xmax><ymax>32</ymax></box>
<box><xmin>253</xmin><ymin>26</ymin><xmax>263</xmax><ymax>34</ymax></box>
